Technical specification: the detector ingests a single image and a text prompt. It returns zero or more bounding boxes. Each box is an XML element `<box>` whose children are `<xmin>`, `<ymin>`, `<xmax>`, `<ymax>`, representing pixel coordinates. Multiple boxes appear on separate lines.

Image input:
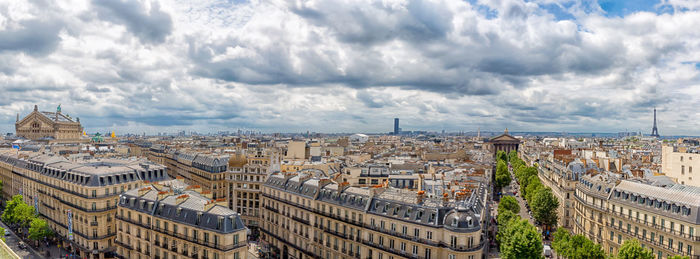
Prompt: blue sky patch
<box><xmin>598</xmin><ymin>0</ymin><xmax>670</xmax><ymax>17</ymax></box>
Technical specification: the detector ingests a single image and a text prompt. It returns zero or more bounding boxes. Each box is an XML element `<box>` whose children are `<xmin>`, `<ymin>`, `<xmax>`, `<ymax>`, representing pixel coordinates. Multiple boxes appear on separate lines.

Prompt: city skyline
<box><xmin>1</xmin><ymin>0</ymin><xmax>700</xmax><ymax>135</ymax></box>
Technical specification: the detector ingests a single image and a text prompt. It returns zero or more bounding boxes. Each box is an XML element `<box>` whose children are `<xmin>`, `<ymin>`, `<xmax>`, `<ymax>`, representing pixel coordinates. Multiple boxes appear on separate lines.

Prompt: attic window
<box><xmin>416</xmin><ymin>210</ymin><xmax>423</xmax><ymax>220</ymax></box>
<box><xmin>451</xmin><ymin>218</ymin><xmax>458</xmax><ymax>227</ymax></box>
<box><xmin>429</xmin><ymin>213</ymin><xmax>436</xmax><ymax>223</ymax></box>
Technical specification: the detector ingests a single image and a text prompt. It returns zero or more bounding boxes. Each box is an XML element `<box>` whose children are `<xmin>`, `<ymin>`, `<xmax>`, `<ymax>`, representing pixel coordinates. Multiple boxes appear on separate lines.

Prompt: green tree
<box><xmin>525</xmin><ymin>177</ymin><xmax>543</xmax><ymax>202</ymax></box>
<box><xmin>498</xmin><ymin>196</ymin><xmax>520</xmax><ymax>214</ymax></box>
<box><xmin>28</xmin><ymin>218</ymin><xmax>52</xmax><ymax>241</ymax></box>
<box><xmin>1</xmin><ymin>195</ymin><xmax>24</xmax><ymax>223</ymax></box>
<box><xmin>497</xmin><ymin>151</ymin><xmax>508</xmax><ymax>163</ymax></box>
<box><xmin>531</xmin><ymin>187</ymin><xmax>559</xmax><ymax>226</ymax></box>
<box><xmin>13</xmin><ymin>202</ymin><xmax>36</xmax><ymax>227</ymax></box>
<box><xmin>496</xmin><ymin>160</ymin><xmax>511</xmax><ymax>188</ymax></box>
<box><xmin>0</xmin><ymin>226</ymin><xmax>5</xmax><ymax>242</ymax></box>
<box><xmin>552</xmin><ymin>228</ymin><xmax>604</xmax><ymax>259</ymax></box>
<box><xmin>499</xmin><ymin>218</ymin><xmax>543</xmax><ymax>259</ymax></box>
<box><xmin>616</xmin><ymin>239</ymin><xmax>654</xmax><ymax>259</ymax></box>
<box><xmin>497</xmin><ymin>210</ymin><xmax>519</xmax><ymax>230</ymax></box>
<box><xmin>496</xmin><ymin>171</ymin><xmax>512</xmax><ymax>189</ymax></box>
<box><xmin>551</xmin><ymin>228</ymin><xmax>571</xmax><ymax>256</ymax></box>
<box><xmin>508</xmin><ymin>150</ymin><xmax>519</xmax><ymax>163</ymax></box>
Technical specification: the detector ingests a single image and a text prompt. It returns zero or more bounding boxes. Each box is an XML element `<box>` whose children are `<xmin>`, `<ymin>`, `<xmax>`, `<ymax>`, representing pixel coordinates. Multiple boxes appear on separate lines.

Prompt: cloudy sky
<box><xmin>1</xmin><ymin>0</ymin><xmax>699</xmax><ymax>135</ymax></box>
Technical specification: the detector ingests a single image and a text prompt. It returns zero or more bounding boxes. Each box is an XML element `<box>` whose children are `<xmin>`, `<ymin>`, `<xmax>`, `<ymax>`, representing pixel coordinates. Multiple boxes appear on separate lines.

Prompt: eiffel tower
<box><xmin>650</xmin><ymin>107</ymin><xmax>660</xmax><ymax>137</ymax></box>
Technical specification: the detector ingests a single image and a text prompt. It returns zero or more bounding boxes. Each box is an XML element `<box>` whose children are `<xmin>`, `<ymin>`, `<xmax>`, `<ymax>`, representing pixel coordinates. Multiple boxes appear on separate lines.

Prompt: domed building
<box><xmin>15</xmin><ymin>104</ymin><xmax>84</xmax><ymax>142</ymax></box>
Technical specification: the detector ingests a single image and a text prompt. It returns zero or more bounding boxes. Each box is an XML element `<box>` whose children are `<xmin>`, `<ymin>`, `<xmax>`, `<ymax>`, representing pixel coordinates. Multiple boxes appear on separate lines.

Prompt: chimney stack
<box><xmin>138</xmin><ymin>187</ymin><xmax>152</xmax><ymax>197</ymax></box>
<box><xmin>176</xmin><ymin>194</ymin><xmax>189</xmax><ymax>205</ymax></box>
<box><xmin>157</xmin><ymin>191</ymin><xmax>171</xmax><ymax>200</ymax></box>
<box><xmin>417</xmin><ymin>190</ymin><xmax>426</xmax><ymax>204</ymax></box>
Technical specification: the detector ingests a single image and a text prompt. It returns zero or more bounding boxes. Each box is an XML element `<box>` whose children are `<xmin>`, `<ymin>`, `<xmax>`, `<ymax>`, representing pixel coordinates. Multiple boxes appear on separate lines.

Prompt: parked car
<box><xmin>3</xmin><ymin>229</ymin><xmax>9</xmax><ymax>236</ymax></box>
<box><xmin>18</xmin><ymin>242</ymin><xmax>27</xmax><ymax>250</ymax></box>
<box><xmin>543</xmin><ymin>244</ymin><xmax>552</xmax><ymax>257</ymax></box>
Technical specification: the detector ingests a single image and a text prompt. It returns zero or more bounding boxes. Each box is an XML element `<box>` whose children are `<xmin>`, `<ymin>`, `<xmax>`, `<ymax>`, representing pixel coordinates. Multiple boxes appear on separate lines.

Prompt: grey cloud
<box><xmin>0</xmin><ymin>19</ymin><xmax>63</xmax><ymax>56</ymax></box>
<box><xmin>92</xmin><ymin>0</ymin><xmax>173</xmax><ymax>44</ymax></box>
<box><xmin>290</xmin><ymin>0</ymin><xmax>453</xmax><ymax>45</ymax></box>
<box><xmin>85</xmin><ymin>85</ymin><xmax>111</xmax><ymax>93</ymax></box>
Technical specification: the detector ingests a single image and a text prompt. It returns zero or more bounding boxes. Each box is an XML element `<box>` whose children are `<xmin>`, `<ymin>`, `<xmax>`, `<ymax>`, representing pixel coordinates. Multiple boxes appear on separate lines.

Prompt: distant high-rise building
<box><xmin>650</xmin><ymin>107</ymin><xmax>660</xmax><ymax>137</ymax></box>
<box><xmin>394</xmin><ymin>117</ymin><xmax>400</xmax><ymax>135</ymax></box>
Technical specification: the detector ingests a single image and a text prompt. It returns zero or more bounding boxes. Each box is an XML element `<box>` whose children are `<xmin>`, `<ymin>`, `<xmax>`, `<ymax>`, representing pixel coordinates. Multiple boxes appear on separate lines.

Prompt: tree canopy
<box><xmin>1</xmin><ymin>195</ymin><xmax>24</xmax><ymax>224</ymax></box>
<box><xmin>531</xmin><ymin>187</ymin><xmax>559</xmax><ymax>226</ymax></box>
<box><xmin>497</xmin><ymin>151</ymin><xmax>508</xmax><ymax>163</ymax></box>
<box><xmin>13</xmin><ymin>202</ymin><xmax>36</xmax><ymax>227</ymax></box>
<box><xmin>616</xmin><ymin>239</ymin><xmax>654</xmax><ymax>259</ymax></box>
<box><xmin>552</xmin><ymin>228</ymin><xmax>605</xmax><ymax>259</ymax></box>
<box><xmin>499</xmin><ymin>218</ymin><xmax>544</xmax><ymax>259</ymax></box>
<box><xmin>508</xmin><ymin>150</ymin><xmax>519</xmax><ymax>163</ymax></box>
<box><xmin>28</xmin><ymin>218</ymin><xmax>53</xmax><ymax>241</ymax></box>
<box><xmin>499</xmin><ymin>196</ymin><xmax>520</xmax><ymax>214</ymax></box>
<box><xmin>496</xmin><ymin>160</ymin><xmax>511</xmax><ymax>188</ymax></box>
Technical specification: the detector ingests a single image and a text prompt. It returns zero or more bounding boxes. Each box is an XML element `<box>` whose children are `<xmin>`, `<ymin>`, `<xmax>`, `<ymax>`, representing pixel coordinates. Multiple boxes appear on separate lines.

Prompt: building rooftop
<box><xmin>120</xmin><ymin>180</ymin><xmax>246</xmax><ymax>233</ymax></box>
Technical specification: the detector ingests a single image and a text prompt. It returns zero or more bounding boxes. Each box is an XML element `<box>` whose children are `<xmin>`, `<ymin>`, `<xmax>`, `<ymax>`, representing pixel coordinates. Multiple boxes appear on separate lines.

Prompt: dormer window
<box><xmin>451</xmin><ymin>218</ymin><xmax>458</xmax><ymax>227</ymax></box>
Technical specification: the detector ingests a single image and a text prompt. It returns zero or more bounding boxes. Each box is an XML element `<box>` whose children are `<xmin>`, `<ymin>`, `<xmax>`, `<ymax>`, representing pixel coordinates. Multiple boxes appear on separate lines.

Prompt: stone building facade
<box><xmin>116</xmin><ymin>179</ymin><xmax>248</xmax><ymax>259</ymax></box>
<box><xmin>15</xmin><ymin>105</ymin><xmax>83</xmax><ymax>141</ymax></box>
<box><xmin>574</xmin><ymin>174</ymin><xmax>700</xmax><ymax>258</ymax></box>
<box><xmin>0</xmin><ymin>150</ymin><xmax>166</xmax><ymax>259</ymax></box>
<box><xmin>261</xmin><ymin>172</ymin><xmax>489</xmax><ymax>259</ymax></box>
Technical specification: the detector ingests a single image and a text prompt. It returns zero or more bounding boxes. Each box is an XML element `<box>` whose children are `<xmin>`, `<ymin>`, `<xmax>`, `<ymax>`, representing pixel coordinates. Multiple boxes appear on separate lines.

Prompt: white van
<box><xmin>543</xmin><ymin>245</ymin><xmax>552</xmax><ymax>257</ymax></box>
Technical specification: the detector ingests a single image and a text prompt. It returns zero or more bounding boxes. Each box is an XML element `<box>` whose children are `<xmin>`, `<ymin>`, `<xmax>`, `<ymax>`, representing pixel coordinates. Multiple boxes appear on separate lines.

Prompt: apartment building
<box><xmin>260</xmin><ymin>172</ymin><xmax>489</xmax><ymax>259</ymax></box>
<box><xmin>116</xmin><ymin>179</ymin><xmax>248</xmax><ymax>259</ymax></box>
<box><xmin>662</xmin><ymin>145</ymin><xmax>700</xmax><ymax>187</ymax></box>
<box><xmin>574</xmin><ymin>175</ymin><xmax>700</xmax><ymax>258</ymax></box>
<box><xmin>227</xmin><ymin>147</ymin><xmax>278</xmax><ymax>239</ymax></box>
<box><xmin>147</xmin><ymin>147</ymin><xmax>229</xmax><ymax>200</ymax></box>
<box><xmin>537</xmin><ymin>153</ymin><xmax>582</xmax><ymax>229</ymax></box>
<box><xmin>572</xmin><ymin>174</ymin><xmax>616</xmax><ymax>246</ymax></box>
<box><xmin>0</xmin><ymin>150</ymin><xmax>166</xmax><ymax>259</ymax></box>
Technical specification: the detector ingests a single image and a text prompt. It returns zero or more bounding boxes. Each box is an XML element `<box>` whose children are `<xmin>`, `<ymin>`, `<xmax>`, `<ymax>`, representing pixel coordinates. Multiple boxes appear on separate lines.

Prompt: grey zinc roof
<box><xmin>265</xmin><ymin>172</ymin><xmax>486</xmax><ymax>229</ymax></box>
<box><xmin>120</xmin><ymin>184</ymin><xmax>246</xmax><ymax>234</ymax></box>
<box><xmin>22</xmin><ymin>154</ymin><xmax>168</xmax><ymax>186</ymax></box>
<box><xmin>40</xmin><ymin>111</ymin><xmax>76</xmax><ymax>123</ymax></box>
<box><xmin>615</xmin><ymin>181</ymin><xmax>700</xmax><ymax>207</ymax></box>
<box><xmin>611</xmin><ymin>180</ymin><xmax>700</xmax><ymax>224</ymax></box>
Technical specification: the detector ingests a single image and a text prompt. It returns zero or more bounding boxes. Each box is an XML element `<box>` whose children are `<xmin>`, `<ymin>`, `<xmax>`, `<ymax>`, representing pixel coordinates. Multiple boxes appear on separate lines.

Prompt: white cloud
<box><xmin>0</xmin><ymin>0</ymin><xmax>699</xmax><ymax>135</ymax></box>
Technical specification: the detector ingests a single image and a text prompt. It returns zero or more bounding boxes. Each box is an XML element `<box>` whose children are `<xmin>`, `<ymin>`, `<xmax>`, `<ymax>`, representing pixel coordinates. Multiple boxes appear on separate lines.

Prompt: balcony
<box><xmin>90</xmin><ymin>221</ymin><xmax>98</xmax><ymax>226</ymax></box>
<box><xmin>114</xmin><ymin>240</ymin><xmax>133</xmax><ymax>250</ymax></box>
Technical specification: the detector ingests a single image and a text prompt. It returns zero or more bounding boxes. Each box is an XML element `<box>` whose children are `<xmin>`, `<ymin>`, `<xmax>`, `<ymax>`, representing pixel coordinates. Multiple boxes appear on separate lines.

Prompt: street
<box><xmin>0</xmin><ymin>220</ymin><xmax>42</xmax><ymax>259</ymax></box>
<box><xmin>0</xmin><ymin>220</ymin><xmax>70</xmax><ymax>259</ymax></box>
